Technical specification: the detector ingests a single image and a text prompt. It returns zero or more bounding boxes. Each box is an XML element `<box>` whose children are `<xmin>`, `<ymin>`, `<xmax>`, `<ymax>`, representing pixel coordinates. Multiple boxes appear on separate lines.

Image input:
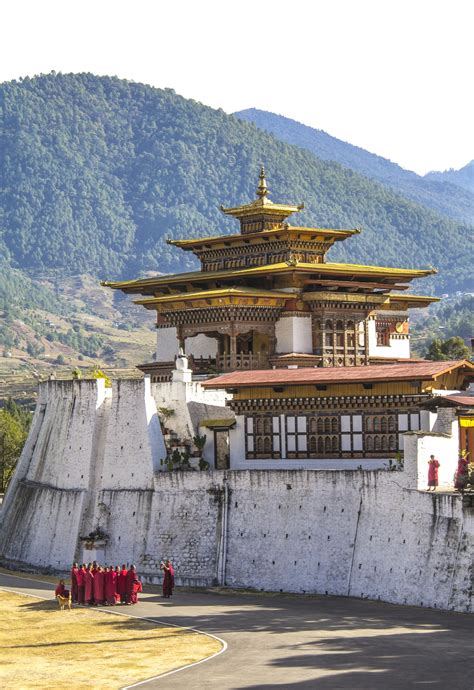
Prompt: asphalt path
<box><xmin>1</xmin><ymin>572</ymin><xmax>473</xmax><ymax>689</ymax></box>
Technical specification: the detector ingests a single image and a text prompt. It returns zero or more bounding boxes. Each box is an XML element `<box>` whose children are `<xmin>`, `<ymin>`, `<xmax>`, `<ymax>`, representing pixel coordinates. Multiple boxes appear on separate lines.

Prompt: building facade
<box><xmin>103</xmin><ymin>169</ymin><xmax>438</xmax><ymax>379</ymax></box>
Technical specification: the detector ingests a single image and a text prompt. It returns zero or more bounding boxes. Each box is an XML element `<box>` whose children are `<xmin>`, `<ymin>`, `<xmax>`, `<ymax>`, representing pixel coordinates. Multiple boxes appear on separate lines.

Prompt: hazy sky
<box><xmin>2</xmin><ymin>0</ymin><xmax>472</xmax><ymax>175</ymax></box>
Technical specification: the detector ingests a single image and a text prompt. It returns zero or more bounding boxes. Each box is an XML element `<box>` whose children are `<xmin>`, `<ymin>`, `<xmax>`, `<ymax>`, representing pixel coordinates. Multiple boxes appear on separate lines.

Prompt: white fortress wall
<box><xmin>150</xmin><ymin>378</ymin><xmax>229</xmax><ymax>443</ymax></box>
<box><xmin>0</xmin><ymin>380</ymin><xmax>472</xmax><ymax>612</ymax></box>
<box><xmin>97</xmin><ymin>474</ymin><xmax>221</xmax><ymax>586</ymax></box>
<box><xmin>99</xmin><ymin>379</ymin><xmax>165</xmax><ymax>489</ymax></box>
<box><xmin>0</xmin><ymin>380</ymin><xmax>107</xmax><ymax>567</ymax></box>
<box><xmin>275</xmin><ymin>315</ymin><xmax>313</xmax><ymax>354</ymax></box>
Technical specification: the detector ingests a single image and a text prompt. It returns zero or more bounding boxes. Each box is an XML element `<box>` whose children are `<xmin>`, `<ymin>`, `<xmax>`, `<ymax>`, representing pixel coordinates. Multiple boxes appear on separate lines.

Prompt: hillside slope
<box><xmin>235</xmin><ymin>108</ymin><xmax>474</xmax><ymax>225</ymax></box>
<box><xmin>1</xmin><ymin>73</ymin><xmax>472</xmax><ymax>293</ymax></box>
<box><xmin>425</xmin><ymin>160</ymin><xmax>474</xmax><ymax>195</ymax></box>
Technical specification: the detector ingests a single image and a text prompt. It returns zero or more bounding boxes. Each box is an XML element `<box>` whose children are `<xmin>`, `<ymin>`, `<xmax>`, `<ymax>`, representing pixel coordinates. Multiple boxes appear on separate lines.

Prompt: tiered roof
<box><xmin>102</xmin><ymin>168</ymin><xmax>438</xmax><ymax>308</ymax></box>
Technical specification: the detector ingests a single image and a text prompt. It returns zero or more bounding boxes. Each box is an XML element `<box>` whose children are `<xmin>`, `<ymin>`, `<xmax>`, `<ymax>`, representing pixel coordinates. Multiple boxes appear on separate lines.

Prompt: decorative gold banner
<box><xmin>459</xmin><ymin>417</ymin><xmax>474</xmax><ymax>428</ymax></box>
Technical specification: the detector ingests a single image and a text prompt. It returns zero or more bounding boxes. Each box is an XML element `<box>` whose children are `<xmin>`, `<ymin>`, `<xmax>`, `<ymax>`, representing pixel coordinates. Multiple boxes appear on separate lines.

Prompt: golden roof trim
<box><xmin>103</xmin><ymin>261</ymin><xmax>437</xmax><ymax>292</ymax></box>
<box><xmin>134</xmin><ymin>287</ymin><xmax>293</xmax><ymax>305</ymax></box>
<box><xmin>166</xmin><ymin>225</ymin><xmax>359</xmax><ymax>249</ymax></box>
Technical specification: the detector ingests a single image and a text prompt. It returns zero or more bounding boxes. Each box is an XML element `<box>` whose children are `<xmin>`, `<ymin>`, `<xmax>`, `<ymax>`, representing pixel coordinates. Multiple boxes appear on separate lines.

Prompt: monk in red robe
<box><xmin>93</xmin><ymin>566</ymin><xmax>105</xmax><ymax>605</ymax></box>
<box><xmin>454</xmin><ymin>455</ymin><xmax>469</xmax><ymax>491</ymax></box>
<box><xmin>125</xmin><ymin>565</ymin><xmax>141</xmax><ymax>604</ymax></box>
<box><xmin>70</xmin><ymin>563</ymin><xmax>79</xmax><ymax>602</ymax></box>
<box><xmin>427</xmin><ymin>455</ymin><xmax>440</xmax><ymax>490</ymax></box>
<box><xmin>117</xmin><ymin>564</ymin><xmax>128</xmax><ymax>604</ymax></box>
<box><xmin>55</xmin><ymin>579</ymin><xmax>69</xmax><ymax>597</ymax></box>
<box><xmin>84</xmin><ymin>565</ymin><xmax>95</xmax><ymax>605</ymax></box>
<box><xmin>160</xmin><ymin>560</ymin><xmax>174</xmax><ymax>598</ymax></box>
<box><xmin>114</xmin><ymin>566</ymin><xmax>121</xmax><ymax>603</ymax></box>
<box><xmin>104</xmin><ymin>566</ymin><xmax>117</xmax><ymax>605</ymax></box>
<box><xmin>76</xmin><ymin>564</ymin><xmax>86</xmax><ymax>604</ymax></box>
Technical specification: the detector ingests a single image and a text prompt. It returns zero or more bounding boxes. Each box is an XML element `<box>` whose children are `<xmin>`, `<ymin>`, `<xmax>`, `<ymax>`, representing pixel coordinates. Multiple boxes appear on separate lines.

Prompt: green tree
<box><xmin>426</xmin><ymin>336</ymin><xmax>471</xmax><ymax>361</ymax></box>
<box><xmin>0</xmin><ymin>410</ymin><xmax>28</xmax><ymax>492</ymax></box>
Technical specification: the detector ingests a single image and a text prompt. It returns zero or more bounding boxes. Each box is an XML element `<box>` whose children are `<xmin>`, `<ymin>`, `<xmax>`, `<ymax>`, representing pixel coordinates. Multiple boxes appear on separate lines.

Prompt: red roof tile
<box><xmin>202</xmin><ymin>360</ymin><xmax>473</xmax><ymax>389</ymax></box>
<box><xmin>444</xmin><ymin>395</ymin><xmax>474</xmax><ymax>407</ymax></box>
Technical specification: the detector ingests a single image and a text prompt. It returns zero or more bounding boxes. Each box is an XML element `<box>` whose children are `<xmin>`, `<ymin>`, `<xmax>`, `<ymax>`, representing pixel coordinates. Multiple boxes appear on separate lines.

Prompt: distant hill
<box><xmin>0</xmin><ymin>73</ymin><xmax>473</xmax><ymax>294</ymax></box>
<box><xmin>425</xmin><ymin>160</ymin><xmax>474</xmax><ymax>195</ymax></box>
<box><xmin>234</xmin><ymin>108</ymin><xmax>474</xmax><ymax>225</ymax></box>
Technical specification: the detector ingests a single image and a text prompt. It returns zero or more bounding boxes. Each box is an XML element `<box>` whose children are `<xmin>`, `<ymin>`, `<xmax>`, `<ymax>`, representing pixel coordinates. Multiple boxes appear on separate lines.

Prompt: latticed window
<box><xmin>365</xmin><ymin>414</ymin><xmax>399</xmax><ymax>455</ymax></box>
<box><xmin>304</xmin><ymin>414</ymin><xmax>340</xmax><ymax>458</ymax></box>
<box><xmin>245</xmin><ymin>416</ymin><xmax>281</xmax><ymax>459</ymax></box>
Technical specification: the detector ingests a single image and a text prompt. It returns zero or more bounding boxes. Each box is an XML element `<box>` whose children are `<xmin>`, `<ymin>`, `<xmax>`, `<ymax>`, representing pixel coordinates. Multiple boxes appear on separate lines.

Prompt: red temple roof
<box><xmin>202</xmin><ymin>360</ymin><xmax>474</xmax><ymax>389</ymax></box>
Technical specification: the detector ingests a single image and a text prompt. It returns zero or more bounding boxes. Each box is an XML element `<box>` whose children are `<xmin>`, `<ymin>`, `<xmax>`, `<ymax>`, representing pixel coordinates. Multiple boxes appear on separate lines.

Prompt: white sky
<box><xmin>2</xmin><ymin>0</ymin><xmax>473</xmax><ymax>175</ymax></box>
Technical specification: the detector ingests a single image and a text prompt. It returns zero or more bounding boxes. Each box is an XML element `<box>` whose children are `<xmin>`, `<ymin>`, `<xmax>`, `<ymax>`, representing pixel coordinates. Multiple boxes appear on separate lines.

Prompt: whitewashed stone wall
<box><xmin>275</xmin><ymin>315</ymin><xmax>313</xmax><ymax>354</ymax></box>
<box><xmin>367</xmin><ymin>320</ymin><xmax>410</xmax><ymax>359</ymax></box>
<box><xmin>1</xmin><ymin>380</ymin><xmax>472</xmax><ymax>612</ymax></box>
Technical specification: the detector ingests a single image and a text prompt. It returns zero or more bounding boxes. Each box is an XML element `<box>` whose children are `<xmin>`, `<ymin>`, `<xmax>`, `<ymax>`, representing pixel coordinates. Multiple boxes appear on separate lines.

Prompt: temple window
<box><xmin>365</xmin><ymin>414</ymin><xmax>399</xmax><ymax>454</ymax></box>
<box><xmin>286</xmin><ymin>415</ymin><xmax>308</xmax><ymax>457</ymax></box>
<box><xmin>340</xmin><ymin>414</ymin><xmax>363</xmax><ymax>452</ymax></box>
<box><xmin>246</xmin><ymin>415</ymin><xmax>281</xmax><ymax>459</ymax></box>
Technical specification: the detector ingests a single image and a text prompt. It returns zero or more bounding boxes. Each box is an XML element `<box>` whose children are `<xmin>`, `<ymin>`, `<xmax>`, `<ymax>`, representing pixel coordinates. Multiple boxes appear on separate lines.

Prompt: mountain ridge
<box><xmin>0</xmin><ymin>73</ymin><xmax>472</xmax><ymax>295</ymax></box>
<box><xmin>234</xmin><ymin>108</ymin><xmax>474</xmax><ymax>225</ymax></box>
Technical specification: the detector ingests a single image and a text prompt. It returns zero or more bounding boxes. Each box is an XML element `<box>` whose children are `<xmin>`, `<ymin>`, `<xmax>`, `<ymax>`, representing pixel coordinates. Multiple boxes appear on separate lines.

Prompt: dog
<box><xmin>56</xmin><ymin>592</ymin><xmax>72</xmax><ymax>611</ymax></box>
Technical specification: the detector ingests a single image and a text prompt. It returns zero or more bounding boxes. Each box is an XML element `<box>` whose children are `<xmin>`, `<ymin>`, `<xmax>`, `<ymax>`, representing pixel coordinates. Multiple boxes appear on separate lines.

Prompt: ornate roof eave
<box><xmin>101</xmin><ymin>261</ymin><xmax>437</xmax><ymax>295</ymax></box>
<box><xmin>220</xmin><ymin>198</ymin><xmax>304</xmax><ymax>219</ymax></box>
<box><xmin>134</xmin><ymin>286</ymin><xmax>293</xmax><ymax>309</ymax></box>
<box><xmin>166</xmin><ymin>225</ymin><xmax>360</xmax><ymax>251</ymax></box>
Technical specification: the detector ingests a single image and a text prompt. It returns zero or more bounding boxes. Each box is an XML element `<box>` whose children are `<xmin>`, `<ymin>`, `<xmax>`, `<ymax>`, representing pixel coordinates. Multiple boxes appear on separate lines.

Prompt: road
<box><xmin>1</xmin><ymin>572</ymin><xmax>473</xmax><ymax>689</ymax></box>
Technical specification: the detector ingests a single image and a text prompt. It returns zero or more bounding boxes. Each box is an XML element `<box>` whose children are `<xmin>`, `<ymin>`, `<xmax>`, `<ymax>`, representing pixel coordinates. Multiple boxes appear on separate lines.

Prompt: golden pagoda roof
<box><xmin>386</xmin><ymin>293</ymin><xmax>441</xmax><ymax>308</ymax></box>
<box><xmin>134</xmin><ymin>286</ymin><xmax>292</xmax><ymax>309</ymax></box>
<box><xmin>167</xmin><ymin>225</ymin><xmax>360</xmax><ymax>250</ymax></box>
<box><xmin>102</xmin><ymin>261</ymin><xmax>437</xmax><ymax>295</ymax></box>
<box><xmin>220</xmin><ymin>166</ymin><xmax>303</xmax><ymax>220</ymax></box>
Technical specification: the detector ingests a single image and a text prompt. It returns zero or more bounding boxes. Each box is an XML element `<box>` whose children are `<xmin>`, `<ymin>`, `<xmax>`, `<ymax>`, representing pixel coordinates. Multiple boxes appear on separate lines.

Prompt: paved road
<box><xmin>1</xmin><ymin>572</ymin><xmax>473</xmax><ymax>689</ymax></box>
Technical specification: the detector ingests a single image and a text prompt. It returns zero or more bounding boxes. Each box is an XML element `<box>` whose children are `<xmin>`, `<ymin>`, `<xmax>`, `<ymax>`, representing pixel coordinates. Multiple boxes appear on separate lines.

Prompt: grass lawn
<box><xmin>0</xmin><ymin>591</ymin><xmax>221</xmax><ymax>689</ymax></box>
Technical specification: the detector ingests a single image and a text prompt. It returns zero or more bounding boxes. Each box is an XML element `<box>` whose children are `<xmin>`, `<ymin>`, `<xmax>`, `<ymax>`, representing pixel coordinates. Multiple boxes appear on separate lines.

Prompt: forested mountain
<box><xmin>425</xmin><ymin>161</ymin><xmax>474</xmax><ymax>195</ymax></box>
<box><xmin>235</xmin><ymin>109</ymin><xmax>474</xmax><ymax>225</ymax></box>
<box><xmin>1</xmin><ymin>73</ymin><xmax>473</xmax><ymax>294</ymax></box>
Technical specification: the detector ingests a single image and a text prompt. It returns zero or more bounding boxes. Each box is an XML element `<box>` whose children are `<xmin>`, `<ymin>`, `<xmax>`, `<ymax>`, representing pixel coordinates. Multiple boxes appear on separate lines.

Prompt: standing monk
<box><xmin>84</xmin><ymin>565</ymin><xmax>95</xmax><ymax>605</ymax></box>
<box><xmin>117</xmin><ymin>564</ymin><xmax>128</xmax><ymax>604</ymax></box>
<box><xmin>454</xmin><ymin>453</ymin><xmax>469</xmax><ymax>491</ymax></box>
<box><xmin>76</xmin><ymin>564</ymin><xmax>86</xmax><ymax>604</ymax></box>
<box><xmin>70</xmin><ymin>562</ymin><xmax>79</xmax><ymax>603</ymax></box>
<box><xmin>104</xmin><ymin>566</ymin><xmax>117</xmax><ymax>605</ymax></box>
<box><xmin>160</xmin><ymin>560</ymin><xmax>174</xmax><ymax>599</ymax></box>
<box><xmin>427</xmin><ymin>455</ymin><xmax>440</xmax><ymax>491</ymax></box>
<box><xmin>93</xmin><ymin>565</ymin><xmax>105</xmax><ymax>605</ymax></box>
<box><xmin>125</xmin><ymin>565</ymin><xmax>141</xmax><ymax>605</ymax></box>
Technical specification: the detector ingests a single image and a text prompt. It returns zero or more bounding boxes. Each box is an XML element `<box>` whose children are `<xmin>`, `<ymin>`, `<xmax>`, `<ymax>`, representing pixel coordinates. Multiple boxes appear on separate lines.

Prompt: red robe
<box><xmin>104</xmin><ymin>570</ymin><xmax>117</xmax><ymax>605</ymax></box>
<box><xmin>162</xmin><ymin>565</ymin><xmax>174</xmax><ymax>597</ymax></box>
<box><xmin>428</xmin><ymin>459</ymin><xmax>440</xmax><ymax>486</ymax></box>
<box><xmin>117</xmin><ymin>568</ymin><xmax>128</xmax><ymax>602</ymax></box>
<box><xmin>125</xmin><ymin>569</ymin><xmax>141</xmax><ymax>604</ymax></box>
<box><xmin>76</xmin><ymin>568</ymin><xmax>86</xmax><ymax>604</ymax></box>
<box><xmin>93</xmin><ymin>570</ymin><xmax>105</xmax><ymax>605</ymax></box>
<box><xmin>55</xmin><ymin>583</ymin><xmax>69</xmax><ymax>597</ymax></box>
<box><xmin>84</xmin><ymin>570</ymin><xmax>94</xmax><ymax>603</ymax></box>
<box><xmin>455</xmin><ymin>458</ymin><xmax>468</xmax><ymax>490</ymax></box>
<box><xmin>70</xmin><ymin>567</ymin><xmax>79</xmax><ymax>602</ymax></box>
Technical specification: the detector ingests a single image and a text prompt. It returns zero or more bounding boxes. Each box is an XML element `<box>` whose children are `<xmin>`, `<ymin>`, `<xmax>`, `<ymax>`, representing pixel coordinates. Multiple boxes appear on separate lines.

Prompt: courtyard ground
<box><xmin>0</xmin><ymin>587</ymin><xmax>221</xmax><ymax>689</ymax></box>
<box><xmin>0</xmin><ymin>570</ymin><xmax>472</xmax><ymax>689</ymax></box>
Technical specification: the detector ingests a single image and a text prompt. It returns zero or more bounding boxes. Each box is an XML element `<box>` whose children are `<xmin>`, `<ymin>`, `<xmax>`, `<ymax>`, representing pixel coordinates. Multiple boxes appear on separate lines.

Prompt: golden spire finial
<box><xmin>256</xmin><ymin>165</ymin><xmax>269</xmax><ymax>198</ymax></box>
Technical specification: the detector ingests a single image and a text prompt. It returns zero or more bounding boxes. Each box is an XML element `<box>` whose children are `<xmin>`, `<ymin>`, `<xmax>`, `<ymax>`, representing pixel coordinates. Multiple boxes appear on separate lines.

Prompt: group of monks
<box><xmin>70</xmin><ymin>562</ymin><xmax>142</xmax><ymax>606</ymax></box>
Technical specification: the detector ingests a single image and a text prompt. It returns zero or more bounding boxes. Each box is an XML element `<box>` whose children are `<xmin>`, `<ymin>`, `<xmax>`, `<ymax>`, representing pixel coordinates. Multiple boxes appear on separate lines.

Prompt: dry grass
<box><xmin>0</xmin><ymin>591</ymin><xmax>221</xmax><ymax>689</ymax></box>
